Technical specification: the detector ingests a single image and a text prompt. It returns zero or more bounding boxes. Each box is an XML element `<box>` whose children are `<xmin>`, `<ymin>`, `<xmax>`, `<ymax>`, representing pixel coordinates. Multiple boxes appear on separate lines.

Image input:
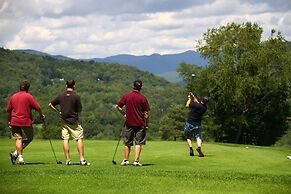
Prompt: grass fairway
<box><xmin>0</xmin><ymin>137</ymin><xmax>290</xmax><ymax>194</ymax></box>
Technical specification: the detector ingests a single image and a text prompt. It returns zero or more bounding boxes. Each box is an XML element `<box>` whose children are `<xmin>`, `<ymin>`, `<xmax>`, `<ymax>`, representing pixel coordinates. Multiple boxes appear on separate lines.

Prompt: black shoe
<box><xmin>9</xmin><ymin>152</ymin><xmax>17</xmax><ymax>165</ymax></box>
<box><xmin>190</xmin><ymin>150</ymin><xmax>194</xmax><ymax>156</ymax></box>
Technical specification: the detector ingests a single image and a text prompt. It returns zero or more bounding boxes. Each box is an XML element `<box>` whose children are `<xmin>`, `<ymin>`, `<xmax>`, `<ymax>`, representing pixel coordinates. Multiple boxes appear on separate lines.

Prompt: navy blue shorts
<box><xmin>184</xmin><ymin>122</ymin><xmax>202</xmax><ymax>140</ymax></box>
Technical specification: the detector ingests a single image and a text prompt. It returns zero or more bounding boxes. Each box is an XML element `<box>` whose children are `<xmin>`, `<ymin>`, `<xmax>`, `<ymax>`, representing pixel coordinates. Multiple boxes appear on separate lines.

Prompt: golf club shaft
<box><xmin>112</xmin><ymin>122</ymin><xmax>126</xmax><ymax>162</ymax></box>
<box><xmin>190</xmin><ymin>74</ymin><xmax>200</xmax><ymax>101</ymax></box>
<box><xmin>43</xmin><ymin>119</ymin><xmax>60</xmax><ymax>164</ymax></box>
<box><xmin>48</xmin><ymin>138</ymin><xmax>59</xmax><ymax>163</ymax></box>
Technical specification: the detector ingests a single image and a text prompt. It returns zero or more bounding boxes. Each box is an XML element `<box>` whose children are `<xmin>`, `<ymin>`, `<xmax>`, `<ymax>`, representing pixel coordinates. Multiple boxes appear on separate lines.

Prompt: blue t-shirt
<box><xmin>187</xmin><ymin>102</ymin><xmax>207</xmax><ymax>125</ymax></box>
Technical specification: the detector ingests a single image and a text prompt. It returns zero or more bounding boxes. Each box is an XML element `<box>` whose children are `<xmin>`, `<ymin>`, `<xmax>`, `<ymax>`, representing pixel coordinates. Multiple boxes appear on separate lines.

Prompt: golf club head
<box><xmin>57</xmin><ymin>161</ymin><xmax>62</xmax><ymax>164</ymax></box>
<box><xmin>112</xmin><ymin>160</ymin><xmax>117</xmax><ymax>165</ymax></box>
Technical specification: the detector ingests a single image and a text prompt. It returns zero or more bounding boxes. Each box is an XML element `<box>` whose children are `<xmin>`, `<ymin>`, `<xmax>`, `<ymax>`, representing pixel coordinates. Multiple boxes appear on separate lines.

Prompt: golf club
<box><xmin>190</xmin><ymin>73</ymin><xmax>201</xmax><ymax>101</ymax></box>
<box><xmin>42</xmin><ymin>119</ymin><xmax>62</xmax><ymax>164</ymax></box>
<box><xmin>112</xmin><ymin>122</ymin><xmax>126</xmax><ymax>165</ymax></box>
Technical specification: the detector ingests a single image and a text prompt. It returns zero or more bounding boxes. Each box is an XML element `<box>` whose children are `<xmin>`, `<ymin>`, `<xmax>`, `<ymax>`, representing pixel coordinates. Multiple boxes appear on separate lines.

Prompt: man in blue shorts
<box><xmin>185</xmin><ymin>92</ymin><xmax>208</xmax><ymax>157</ymax></box>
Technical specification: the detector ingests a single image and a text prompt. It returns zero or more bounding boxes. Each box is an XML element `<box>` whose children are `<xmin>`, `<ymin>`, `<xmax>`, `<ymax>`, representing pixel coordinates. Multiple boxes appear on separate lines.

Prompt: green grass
<box><xmin>0</xmin><ymin>137</ymin><xmax>290</xmax><ymax>194</ymax></box>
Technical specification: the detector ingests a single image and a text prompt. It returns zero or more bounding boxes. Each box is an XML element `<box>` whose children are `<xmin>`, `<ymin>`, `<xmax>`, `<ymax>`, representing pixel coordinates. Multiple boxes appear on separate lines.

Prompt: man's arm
<box><xmin>6</xmin><ymin>100</ymin><xmax>12</xmax><ymax>127</ymax></box>
<box><xmin>185</xmin><ymin>96</ymin><xmax>191</xmax><ymax>108</ymax></box>
<box><xmin>115</xmin><ymin>105</ymin><xmax>126</xmax><ymax>118</ymax></box>
<box><xmin>77</xmin><ymin>96</ymin><xmax>82</xmax><ymax>113</ymax></box>
<box><xmin>6</xmin><ymin>109</ymin><xmax>12</xmax><ymax>127</ymax></box>
<box><xmin>144</xmin><ymin>111</ymin><xmax>150</xmax><ymax>128</ymax></box>
<box><xmin>36</xmin><ymin>108</ymin><xmax>45</xmax><ymax>119</ymax></box>
<box><xmin>186</xmin><ymin>92</ymin><xmax>200</xmax><ymax>108</ymax></box>
<box><xmin>48</xmin><ymin>103</ymin><xmax>61</xmax><ymax>115</ymax></box>
<box><xmin>189</xmin><ymin>92</ymin><xmax>199</xmax><ymax>103</ymax></box>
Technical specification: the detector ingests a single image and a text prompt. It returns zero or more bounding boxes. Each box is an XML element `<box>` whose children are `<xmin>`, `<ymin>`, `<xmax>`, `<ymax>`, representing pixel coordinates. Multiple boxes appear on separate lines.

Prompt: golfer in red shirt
<box><xmin>6</xmin><ymin>80</ymin><xmax>45</xmax><ymax>165</ymax></box>
<box><xmin>116</xmin><ymin>80</ymin><xmax>150</xmax><ymax>166</ymax></box>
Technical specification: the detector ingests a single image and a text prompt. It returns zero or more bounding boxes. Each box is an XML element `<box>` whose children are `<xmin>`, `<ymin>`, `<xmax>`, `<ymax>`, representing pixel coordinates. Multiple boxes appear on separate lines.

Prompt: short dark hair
<box><xmin>202</xmin><ymin>96</ymin><xmax>209</xmax><ymax>104</ymax></box>
<box><xmin>133</xmin><ymin>80</ymin><xmax>142</xmax><ymax>90</ymax></box>
<box><xmin>66</xmin><ymin>79</ymin><xmax>75</xmax><ymax>89</ymax></box>
<box><xmin>20</xmin><ymin>80</ymin><xmax>30</xmax><ymax>91</ymax></box>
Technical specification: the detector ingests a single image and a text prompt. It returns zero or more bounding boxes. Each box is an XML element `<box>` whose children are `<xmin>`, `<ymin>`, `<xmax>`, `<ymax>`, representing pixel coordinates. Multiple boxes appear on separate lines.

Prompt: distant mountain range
<box><xmin>14</xmin><ymin>49</ymin><xmax>208</xmax><ymax>82</ymax></box>
<box><xmin>93</xmin><ymin>50</ymin><xmax>208</xmax><ymax>74</ymax></box>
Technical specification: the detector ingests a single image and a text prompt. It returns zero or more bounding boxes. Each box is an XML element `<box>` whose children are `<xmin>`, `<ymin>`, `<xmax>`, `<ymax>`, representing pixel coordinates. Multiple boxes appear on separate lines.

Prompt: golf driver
<box><xmin>112</xmin><ymin>122</ymin><xmax>126</xmax><ymax>165</ymax></box>
<box><xmin>42</xmin><ymin>119</ymin><xmax>62</xmax><ymax>164</ymax></box>
<box><xmin>190</xmin><ymin>73</ymin><xmax>200</xmax><ymax>101</ymax></box>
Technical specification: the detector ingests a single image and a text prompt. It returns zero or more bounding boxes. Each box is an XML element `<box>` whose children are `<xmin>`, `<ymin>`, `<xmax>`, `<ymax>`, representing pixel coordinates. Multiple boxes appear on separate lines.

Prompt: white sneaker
<box><xmin>66</xmin><ymin>160</ymin><xmax>72</xmax><ymax>166</ymax></box>
<box><xmin>121</xmin><ymin>159</ymin><xmax>129</xmax><ymax>166</ymax></box>
<box><xmin>133</xmin><ymin>161</ymin><xmax>142</xmax><ymax>167</ymax></box>
<box><xmin>80</xmin><ymin>160</ymin><xmax>91</xmax><ymax>166</ymax></box>
<box><xmin>9</xmin><ymin>152</ymin><xmax>17</xmax><ymax>165</ymax></box>
<box><xmin>18</xmin><ymin>159</ymin><xmax>25</xmax><ymax>165</ymax></box>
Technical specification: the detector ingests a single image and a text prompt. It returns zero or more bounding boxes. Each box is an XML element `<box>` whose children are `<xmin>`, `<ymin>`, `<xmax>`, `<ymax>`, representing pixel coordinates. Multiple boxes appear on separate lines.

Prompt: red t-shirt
<box><xmin>6</xmin><ymin>91</ymin><xmax>41</xmax><ymax>126</ymax></box>
<box><xmin>117</xmin><ymin>90</ymin><xmax>150</xmax><ymax>127</ymax></box>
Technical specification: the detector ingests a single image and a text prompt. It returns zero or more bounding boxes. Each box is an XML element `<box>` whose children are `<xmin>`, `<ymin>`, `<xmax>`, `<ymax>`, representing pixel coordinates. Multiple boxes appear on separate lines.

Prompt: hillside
<box><xmin>15</xmin><ymin>49</ymin><xmax>72</xmax><ymax>60</ymax></box>
<box><xmin>14</xmin><ymin>49</ymin><xmax>208</xmax><ymax>82</ymax></box>
<box><xmin>94</xmin><ymin>50</ymin><xmax>208</xmax><ymax>82</ymax></box>
<box><xmin>0</xmin><ymin>48</ymin><xmax>185</xmax><ymax>139</ymax></box>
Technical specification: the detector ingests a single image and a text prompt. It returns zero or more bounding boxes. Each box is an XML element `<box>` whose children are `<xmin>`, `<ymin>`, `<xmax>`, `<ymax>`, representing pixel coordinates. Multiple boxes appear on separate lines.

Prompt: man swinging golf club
<box><xmin>6</xmin><ymin>80</ymin><xmax>45</xmax><ymax>165</ymax></box>
<box><xmin>116</xmin><ymin>80</ymin><xmax>150</xmax><ymax>166</ymax></box>
<box><xmin>185</xmin><ymin>92</ymin><xmax>209</xmax><ymax>157</ymax></box>
<box><xmin>48</xmin><ymin>79</ymin><xmax>90</xmax><ymax>166</ymax></box>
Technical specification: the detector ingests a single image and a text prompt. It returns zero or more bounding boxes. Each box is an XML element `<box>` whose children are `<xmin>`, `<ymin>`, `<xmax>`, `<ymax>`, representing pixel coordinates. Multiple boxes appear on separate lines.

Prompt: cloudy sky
<box><xmin>0</xmin><ymin>0</ymin><xmax>290</xmax><ymax>59</ymax></box>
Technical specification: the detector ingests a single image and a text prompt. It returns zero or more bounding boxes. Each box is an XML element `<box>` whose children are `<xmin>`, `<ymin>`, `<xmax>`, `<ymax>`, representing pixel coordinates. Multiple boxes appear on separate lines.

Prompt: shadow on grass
<box><xmin>25</xmin><ymin>162</ymin><xmax>47</xmax><ymax>165</ymax></box>
<box><xmin>112</xmin><ymin>163</ymin><xmax>156</xmax><ymax>167</ymax></box>
<box><xmin>141</xmin><ymin>163</ymin><xmax>155</xmax><ymax>167</ymax></box>
<box><xmin>203</xmin><ymin>154</ymin><xmax>214</xmax><ymax>157</ymax></box>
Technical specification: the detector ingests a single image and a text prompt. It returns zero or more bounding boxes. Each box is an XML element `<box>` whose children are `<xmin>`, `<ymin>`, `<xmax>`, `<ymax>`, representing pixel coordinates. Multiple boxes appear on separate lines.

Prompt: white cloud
<box><xmin>0</xmin><ymin>0</ymin><xmax>290</xmax><ymax>58</ymax></box>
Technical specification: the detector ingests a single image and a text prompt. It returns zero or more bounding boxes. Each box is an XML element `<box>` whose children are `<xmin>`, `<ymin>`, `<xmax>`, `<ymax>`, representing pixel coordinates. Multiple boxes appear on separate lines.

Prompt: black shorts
<box><xmin>11</xmin><ymin>126</ymin><xmax>33</xmax><ymax>142</ymax></box>
<box><xmin>124</xmin><ymin>126</ymin><xmax>146</xmax><ymax>146</ymax></box>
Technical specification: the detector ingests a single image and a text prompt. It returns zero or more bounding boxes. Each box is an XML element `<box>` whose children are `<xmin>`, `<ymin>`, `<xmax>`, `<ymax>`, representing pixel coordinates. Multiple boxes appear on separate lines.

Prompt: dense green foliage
<box><xmin>0</xmin><ymin>138</ymin><xmax>290</xmax><ymax>194</ymax></box>
<box><xmin>194</xmin><ymin>22</ymin><xmax>290</xmax><ymax>145</ymax></box>
<box><xmin>0</xmin><ymin>48</ymin><xmax>185</xmax><ymax>139</ymax></box>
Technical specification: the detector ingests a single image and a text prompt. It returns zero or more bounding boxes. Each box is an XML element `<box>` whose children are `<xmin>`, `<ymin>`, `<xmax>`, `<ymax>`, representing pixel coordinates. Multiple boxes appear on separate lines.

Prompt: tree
<box><xmin>196</xmin><ymin>22</ymin><xmax>290</xmax><ymax>145</ymax></box>
<box><xmin>159</xmin><ymin>104</ymin><xmax>187</xmax><ymax>141</ymax></box>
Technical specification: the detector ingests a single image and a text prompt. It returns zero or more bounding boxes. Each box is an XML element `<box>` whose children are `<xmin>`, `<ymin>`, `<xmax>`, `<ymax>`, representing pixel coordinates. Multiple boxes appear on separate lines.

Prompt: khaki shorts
<box><xmin>11</xmin><ymin>126</ymin><xmax>33</xmax><ymax>142</ymax></box>
<box><xmin>62</xmin><ymin>124</ymin><xmax>84</xmax><ymax>140</ymax></box>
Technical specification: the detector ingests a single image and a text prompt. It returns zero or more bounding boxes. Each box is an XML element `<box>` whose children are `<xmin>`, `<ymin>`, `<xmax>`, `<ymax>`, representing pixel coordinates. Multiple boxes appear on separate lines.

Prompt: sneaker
<box><xmin>196</xmin><ymin>148</ymin><xmax>205</xmax><ymax>157</ymax></box>
<box><xmin>121</xmin><ymin>159</ymin><xmax>129</xmax><ymax>166</ymax></box>
<box><xmin>133</xmin><ymin>161</ymin><xmax>142</xmax><ymax>167</ymax></box>
<box><xmin>18</xmin><ymin>160</ymin><xmax>25</xmax><ymax>165</ymax></box>
<box><xmin>80</xmin><ymin>160</ymin><xmax>91</xmax><ymax>166</ymax></box>
<box><xmin>190</xmin><ymin>149</ymin><xmax>194</xmax><ymax>156</ymax></box>
<box><xmin>66</xmin><ymin>160</ymin><xmax>72</xmax><ymax>166</ymax></box>
<box><xmin>9</xmin><ymin>152</ymin><xmax>17</xmax><ymax>165</ymax></box>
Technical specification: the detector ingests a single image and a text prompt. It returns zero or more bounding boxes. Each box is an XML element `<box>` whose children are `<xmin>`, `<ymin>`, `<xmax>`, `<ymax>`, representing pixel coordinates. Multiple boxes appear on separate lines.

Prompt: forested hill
<box><xmin>0</xmin><ymin>48</ymin><xmax>185</xmax><ymax>139</ymax></box>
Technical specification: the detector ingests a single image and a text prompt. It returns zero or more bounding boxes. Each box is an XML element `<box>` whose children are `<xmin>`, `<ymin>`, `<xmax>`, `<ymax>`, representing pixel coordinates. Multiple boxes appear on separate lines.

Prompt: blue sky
<box><xmin>0</xmin><ymin>0</ymin><xmax>290</xmax><ymax>58</ymax></box>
